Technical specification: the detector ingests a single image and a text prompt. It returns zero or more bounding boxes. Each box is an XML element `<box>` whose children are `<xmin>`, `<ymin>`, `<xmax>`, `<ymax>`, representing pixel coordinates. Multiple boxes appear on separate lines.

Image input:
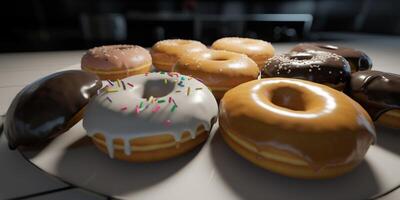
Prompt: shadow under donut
<box><xmin>21</xmin><ymin>125</ymin><xmax>206</xmax><ymax>199</ymax></box>
<box><xmin>209</xmin><ymin>129</ymin><xmax>380</xmax><ymax>200</ymax></box>
<box><xmin>375</xmin><ymin>124</ymin><xmax>400</xmax><ymax>156</ymax></box>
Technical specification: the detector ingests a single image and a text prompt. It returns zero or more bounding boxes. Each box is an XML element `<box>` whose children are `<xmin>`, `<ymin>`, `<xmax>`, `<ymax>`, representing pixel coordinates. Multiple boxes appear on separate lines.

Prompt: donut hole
<box><xmin>142</xmin><ymin>79</ymin><xmax>175</xmax><ymax>99</ymax></box>
<box><xmin>270</xmin><ymin>87</ymin><xmax>306</xmax><ymax>111</ymax></box>
<box><xmin>290</xmin><ymin>53</ymin><xmax>313</xmax><ymax>60</ymax></box>
<box><xmin>210</xmin><ymin>54</ymin><xmax>230</xmax><ymax>61</ymax></box>
<box><xmin>319</xmin><ymin>44</ymin><xmax>339</xmax><ymax>50</ymax></box>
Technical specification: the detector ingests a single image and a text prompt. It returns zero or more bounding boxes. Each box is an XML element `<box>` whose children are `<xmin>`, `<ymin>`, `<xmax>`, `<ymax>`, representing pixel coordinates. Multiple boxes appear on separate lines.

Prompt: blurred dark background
<box><xmin>1</xmin><ymin>0</ymin><xmax>400</xmax><ymax>52</ymax></box>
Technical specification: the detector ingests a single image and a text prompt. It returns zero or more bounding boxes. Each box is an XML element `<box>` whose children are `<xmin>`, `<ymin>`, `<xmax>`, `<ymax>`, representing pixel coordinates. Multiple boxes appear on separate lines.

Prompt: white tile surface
<box><xmin>0</xmin><ymin>135</ymin><xmax>68</xmax><ymax>200</ymax></box>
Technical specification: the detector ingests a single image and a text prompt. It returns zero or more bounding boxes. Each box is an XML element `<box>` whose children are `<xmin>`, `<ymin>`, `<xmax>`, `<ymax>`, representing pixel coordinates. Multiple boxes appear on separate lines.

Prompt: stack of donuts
<box><xmin>3</xmin><ymin>36</ymin><xmax>399</xmax><ymax>180</ymax></box>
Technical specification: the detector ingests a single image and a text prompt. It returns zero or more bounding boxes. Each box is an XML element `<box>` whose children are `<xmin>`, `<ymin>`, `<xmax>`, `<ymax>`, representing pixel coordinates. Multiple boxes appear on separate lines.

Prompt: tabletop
<box><xmin>0</xmin><ymin>33</ymin><xmax>400</xmax><ymax>200</ymax></box>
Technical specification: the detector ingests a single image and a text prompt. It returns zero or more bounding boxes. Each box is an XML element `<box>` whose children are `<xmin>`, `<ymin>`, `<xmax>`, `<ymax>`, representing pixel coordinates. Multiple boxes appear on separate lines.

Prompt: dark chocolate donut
<box><xmin>346</xmin><ymin>70</ymin><xmax>400</xmax><ymax>120</ymax></box>
<box><xmin>262</xmin><ymin>51</ymin><xmax>351</xmax><ymax>90</ymax></box>
<box><xmin>4</xmin><ymin>70</ymin><xmax>102</xmax><ymax>149</ymax></box>
<box><xmin>291</xmin><ymin>43</ymin><xmax>372</xmax><ymax>72</ymax></box>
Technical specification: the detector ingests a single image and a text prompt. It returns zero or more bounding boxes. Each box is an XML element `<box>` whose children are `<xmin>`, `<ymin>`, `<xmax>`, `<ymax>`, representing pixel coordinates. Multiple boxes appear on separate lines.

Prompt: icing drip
<box><xmin>83</xmin><ymin>72</ymin><xmax>218</xmax><ymax>158</ymax></box>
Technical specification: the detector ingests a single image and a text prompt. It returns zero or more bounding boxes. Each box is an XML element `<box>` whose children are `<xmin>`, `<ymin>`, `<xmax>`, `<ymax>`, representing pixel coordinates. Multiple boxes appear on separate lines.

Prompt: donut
<box><xmin>219</xmin><ymin>78</ymin><xmax>376</xmax><ymax>179</ymax></box>
<box><xmin>291</xmin><ymin>43</ymin><xmax>372</xmax><ymax>72</ymax></box>
<box><xmin>211</xmin><ymin>37</ymin><xmax>275</xmax><ymax>69</ymax></box>
<box><xmin>346</xmin><ymin>70</ymin><xmax>400</xmax><ymax>129</ymax></box>
<box><xmin>150</xmin><ymin>39</ymin><xmax>207</xmax><ymax>71</ymax></box>
<box><xmin>262</xmin><ymin>51</ymin><xmax>351</xmax><ymax>91</ymax></box>
<box><xmin>83</xmin><ymin>72</ymin><xmax>218</xmax><ymax>162</ymax></box>
<box><xmin>174</xmin><ymin>49</ymin><xmax>259</xmax><ymax>99</ymax></box>
<box><xmin>81</xmin><ymin>45</ymin><xmax>152</xmax><ymax>80</ymax></box>
<box><xmin>4</xmin><ymin>70</ymin><xmax>102</xmax><ymax>149</ymax></box>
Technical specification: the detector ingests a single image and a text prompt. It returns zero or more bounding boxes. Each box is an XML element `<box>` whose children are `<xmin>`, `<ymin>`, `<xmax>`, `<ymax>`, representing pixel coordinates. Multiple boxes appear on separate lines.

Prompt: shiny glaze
<box><xmin>346</xmin><ymin>70</ymin><xmax>400</xmax><ymax>120</ymax></box>
<box><xmin>151</xmin><ymin>39</ymin><xmax>207</xmax><ymax>71</ymax></box>
<box><xmin>83</xmin><ymin>72</ymin><xmax>218</xmax><ymax>158</ymax></box>
<box><xmin>81</xmin><ymin>45</ymin><xmax>151</xmax><ymax>71</ymax></box>
<box><xmin>291</xmin><ymin>43</ymin><xmax>372</xmax><ymax>72</ymax></box>
<box><xmin>4</xmin><ymin>70</ymin><xmax>102</xmax><ymax>149</ymax></box>
<box><xmin>174</xmin><ymin>49</ymin><xmax>259</xmax><ymax>90</ymax></box>
<box><xmin>263</xmin><ymin>51</ymin><xmax>351</xmax><ymax>89</ymax></box>
<box><xmin>211</xmin><ymin>37</ymin><xmax>275</xmax><ymax>68</ymax></box>
<box><xmin>219</xmin><ymin>78</ymin><xmax>375</xmax><ymax>170</ymax></box>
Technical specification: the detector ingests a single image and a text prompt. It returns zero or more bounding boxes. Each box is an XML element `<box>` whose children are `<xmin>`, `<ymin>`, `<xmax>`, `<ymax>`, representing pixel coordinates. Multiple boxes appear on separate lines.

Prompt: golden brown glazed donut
<box><xmin>173</xmin><ymin>49</ymin><xmax>260</xmax><ymax>99</ymax></box>
<box><xmin>211</xmin><ymin>37</ymin><xmax>275</xmax><ymax>69</ymax></box>
<box><xmin>81</xmin><ymin>45</ymin><xmax>152</xmax><ymax>80</ymax></box>
<box><xmin>219</xmin><ymin>78</ymin><xmax>376</xmax><ymax>179</ymax></box>
<box><xmin>151</xmin><ymin>39</ymin><xmax>207</xmax><ymax>71</ymax></box>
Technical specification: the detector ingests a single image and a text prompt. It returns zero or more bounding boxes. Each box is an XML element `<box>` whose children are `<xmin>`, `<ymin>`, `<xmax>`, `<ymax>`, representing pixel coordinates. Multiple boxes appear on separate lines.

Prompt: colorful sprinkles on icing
<box><xmin>84</xmin><ymin>72</ymin><xmax>218</xmax><ymax>159</ymax></box>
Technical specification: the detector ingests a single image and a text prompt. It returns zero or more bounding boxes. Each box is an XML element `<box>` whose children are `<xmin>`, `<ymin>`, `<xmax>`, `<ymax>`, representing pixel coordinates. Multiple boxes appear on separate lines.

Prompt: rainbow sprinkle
<box><xmin>121</xmin><ymin>80</ymin><xmax>126</xmax><ymax>90</ymax></box>
<box><xmin>139</xmin><ymin>101</ymin><xmax>144</xmax><ymax>108</ymax></box>
<box><xmin>195</xmin><ymin>87</ymin><xmax>202</xmax><ymax>90</ymax></box>
<box><xmin>163</xmin><ymin>119</ymin><xmax>172</xmax><ymax>127</ymax></box>
<box><xmin>127</xmin><ymin>82</ymin><xmax>134</xmax><ymax>87</ymax></box>
<box><xmin>120</xmin><ymin>106</ymin><xmax>127</xmax><ymax>111</ymax></box>
<box><xmin>175</xmin><ymin>90</ymin><xmax>181</xmax><ymax>93</ymax></box>
<box><xmin>116</xmin><ymin>80</ymin><xmax>121</xmax><ymax>87</ymax></box>
<box><xmin>152</xmin><ymin>105</ymin><xmax>161</xmax><ymax>113</ymax></box>
<box><xmin>148</xmin><ymin>96</ymin><xmax>154</xmax><ymax>103</ymax></box>
<box><xmin>157</xmin><ymin>99</ymin><xmax>166</xmax><ymax>103</ymax></box>
<box><xmin>135</xmin><ymin>105</ymin><xmax>140</xmax><ymax>114</ymax></box>
<box><xmin>187</xmin><ymin>87</ymin><xmax>191</xmax><ymax>96</ymax></box>
<box><xmin>164</xmin><ymin>79</ymin><xmax>168</xmax><ymax>84</ymax></box>
<box><xmin>107</xmin><ymin>80</ymin><xmax>114</xmax><ymax>86</ymax></box>
<box><xmin>168</xmin><ymin>97</ymin><xmax>172</xmax><ymax>103</ymax></box>
<box><xmin>170</xmin><ymin>104</ymin><xmax>177</xmax><ymax>112</ymax></box>
<box><xmin>106</xmin><ymin>96</ymin><xmax>112</xmax><ymax>102</ymax></box>
<box><xmin>106</xmin><ymin>88</ymin><xmax>119</xmax><ymax>93</ymax></box>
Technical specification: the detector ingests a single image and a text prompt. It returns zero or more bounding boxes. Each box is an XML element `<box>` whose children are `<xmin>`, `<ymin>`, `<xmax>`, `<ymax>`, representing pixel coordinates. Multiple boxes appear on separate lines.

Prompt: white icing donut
<box><xmin>83</xmin><ymin>72</ymin><xmax>218</xmax><ymax>158</ymax></box>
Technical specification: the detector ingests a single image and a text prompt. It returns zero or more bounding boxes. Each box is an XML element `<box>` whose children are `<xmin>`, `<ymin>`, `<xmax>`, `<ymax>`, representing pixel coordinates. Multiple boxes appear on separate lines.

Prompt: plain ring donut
<box><xmin>174</xmin><ymin>49</ymin><xmax>259</xmax><ymax>99</ymax></box>
<box><xmin>212</xmin><ymin>37</ymin><xmax>275</xmax><ymax>69</ymax></box>
<box><xmin>151</xmin><ymin>39</ymin><xmax>207</xmax><ymax>72</ymax></box>
<box><xmin>219</xmin><ymin>78</ymin><xmax>376</xmax><ymax>179</ymax></box>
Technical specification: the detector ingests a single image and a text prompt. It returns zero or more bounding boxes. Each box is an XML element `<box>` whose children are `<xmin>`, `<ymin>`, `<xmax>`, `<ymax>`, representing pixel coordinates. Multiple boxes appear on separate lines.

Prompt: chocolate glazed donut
<box><xmin>4</xmin><ymin>70</ymin><xmax>102</xmax><ymax>149</ymax></box>
<box><xmin>346</xmin><ymin>70</ymin><xmax>400</xmax><ymax>121</ymax></box>
<box><xmin>291</xmin><ymin>43</ymin><xmax>372</xmax><ymax>72</ymax></box>
<box><xmin>262</xmin><ymin>51</ymin><xmax>351</xmax><ymax>90</ymax></box>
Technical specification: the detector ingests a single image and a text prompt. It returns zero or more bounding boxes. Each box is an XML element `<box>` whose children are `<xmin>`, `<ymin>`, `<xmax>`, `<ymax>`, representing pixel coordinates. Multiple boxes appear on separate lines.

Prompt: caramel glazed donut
<box><xmin>81</xmin><ymin>45</ymin><xmax>152</xmax><ymax>80</ymax></box>
<box><xmin>219</xmin><ymin>78</ymin><xmax>376</xmax><ymax>179</ymax></box>
<box><xmin>291</xmin><ymin>43</ymin><xmax>372</xmax><ymax>72</ymax></box>
<box><xmin>151</xmin><ymin>39</ymin><xmax>207</xmax><ymax>72</ymax></box>
<box><xmin>263</xmin><ymin>50</ymin><xmax>351</xmax><ymax>91</ymax></box>
<box><xmin>211</xmin><ymin>37</ymin><xmax>275</xmax><ymax>69</ymax></box>
<box><xmin>83</xmin><ymin>72</ymin><xmax>218</xmax><ymax>162</ymax></box>
<box><xmin>174</xmin><ymin>49</ymin><xmax>260</xmax><ymax>99</ymax></box>
<box><xmin>347</xmin><ymin>70</ymin><xmax>400</xmax><ymax>129</ymax></box>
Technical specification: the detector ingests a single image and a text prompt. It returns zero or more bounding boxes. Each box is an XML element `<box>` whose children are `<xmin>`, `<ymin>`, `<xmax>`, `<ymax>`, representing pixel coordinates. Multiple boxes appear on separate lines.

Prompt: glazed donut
<box><xmin>219</xmin><ymin>78</ymin><xmax>376</xmax><ymax>179</ymax></box>
<box><xmin>81</xmin><ymin>45</ymin><xmax>152</xmax><ymax>80</ymax></box>
<box><xmin>4</xmin><ymin>70</ymin><xmax>102</xmax><ymax>149</ymax></box>
<box><xmin>263</xmin><ymin>51</ymin><xmax>351</xmax><ymax>91</ymax></box>
<box><xmin>151</xmin><ymin>39</ymin><xmax>207</xmax><ymax>71</ymax></box>
<box><xmin>174</xmin><ymin>49</ymin><xmax>259</xmax><ymax>99</ymax></box>
<box><xmin>347</xmin><ymin>70</ymin><xmax>400</xmax><ymax>129</ymax></box>
<box><xmin>83</xmin><ymin>72</ymin><xmax>218</xmax><ymax>162</ymax></box>
<box><xmin>291</xmin><ymin>43</ymin><xmax>372</xmax><ymax>72</ymax></box>
<box><xmin>211</xmin><ymin>37</ymin><xmax>275</xmax><ymax>69</ymax></box>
